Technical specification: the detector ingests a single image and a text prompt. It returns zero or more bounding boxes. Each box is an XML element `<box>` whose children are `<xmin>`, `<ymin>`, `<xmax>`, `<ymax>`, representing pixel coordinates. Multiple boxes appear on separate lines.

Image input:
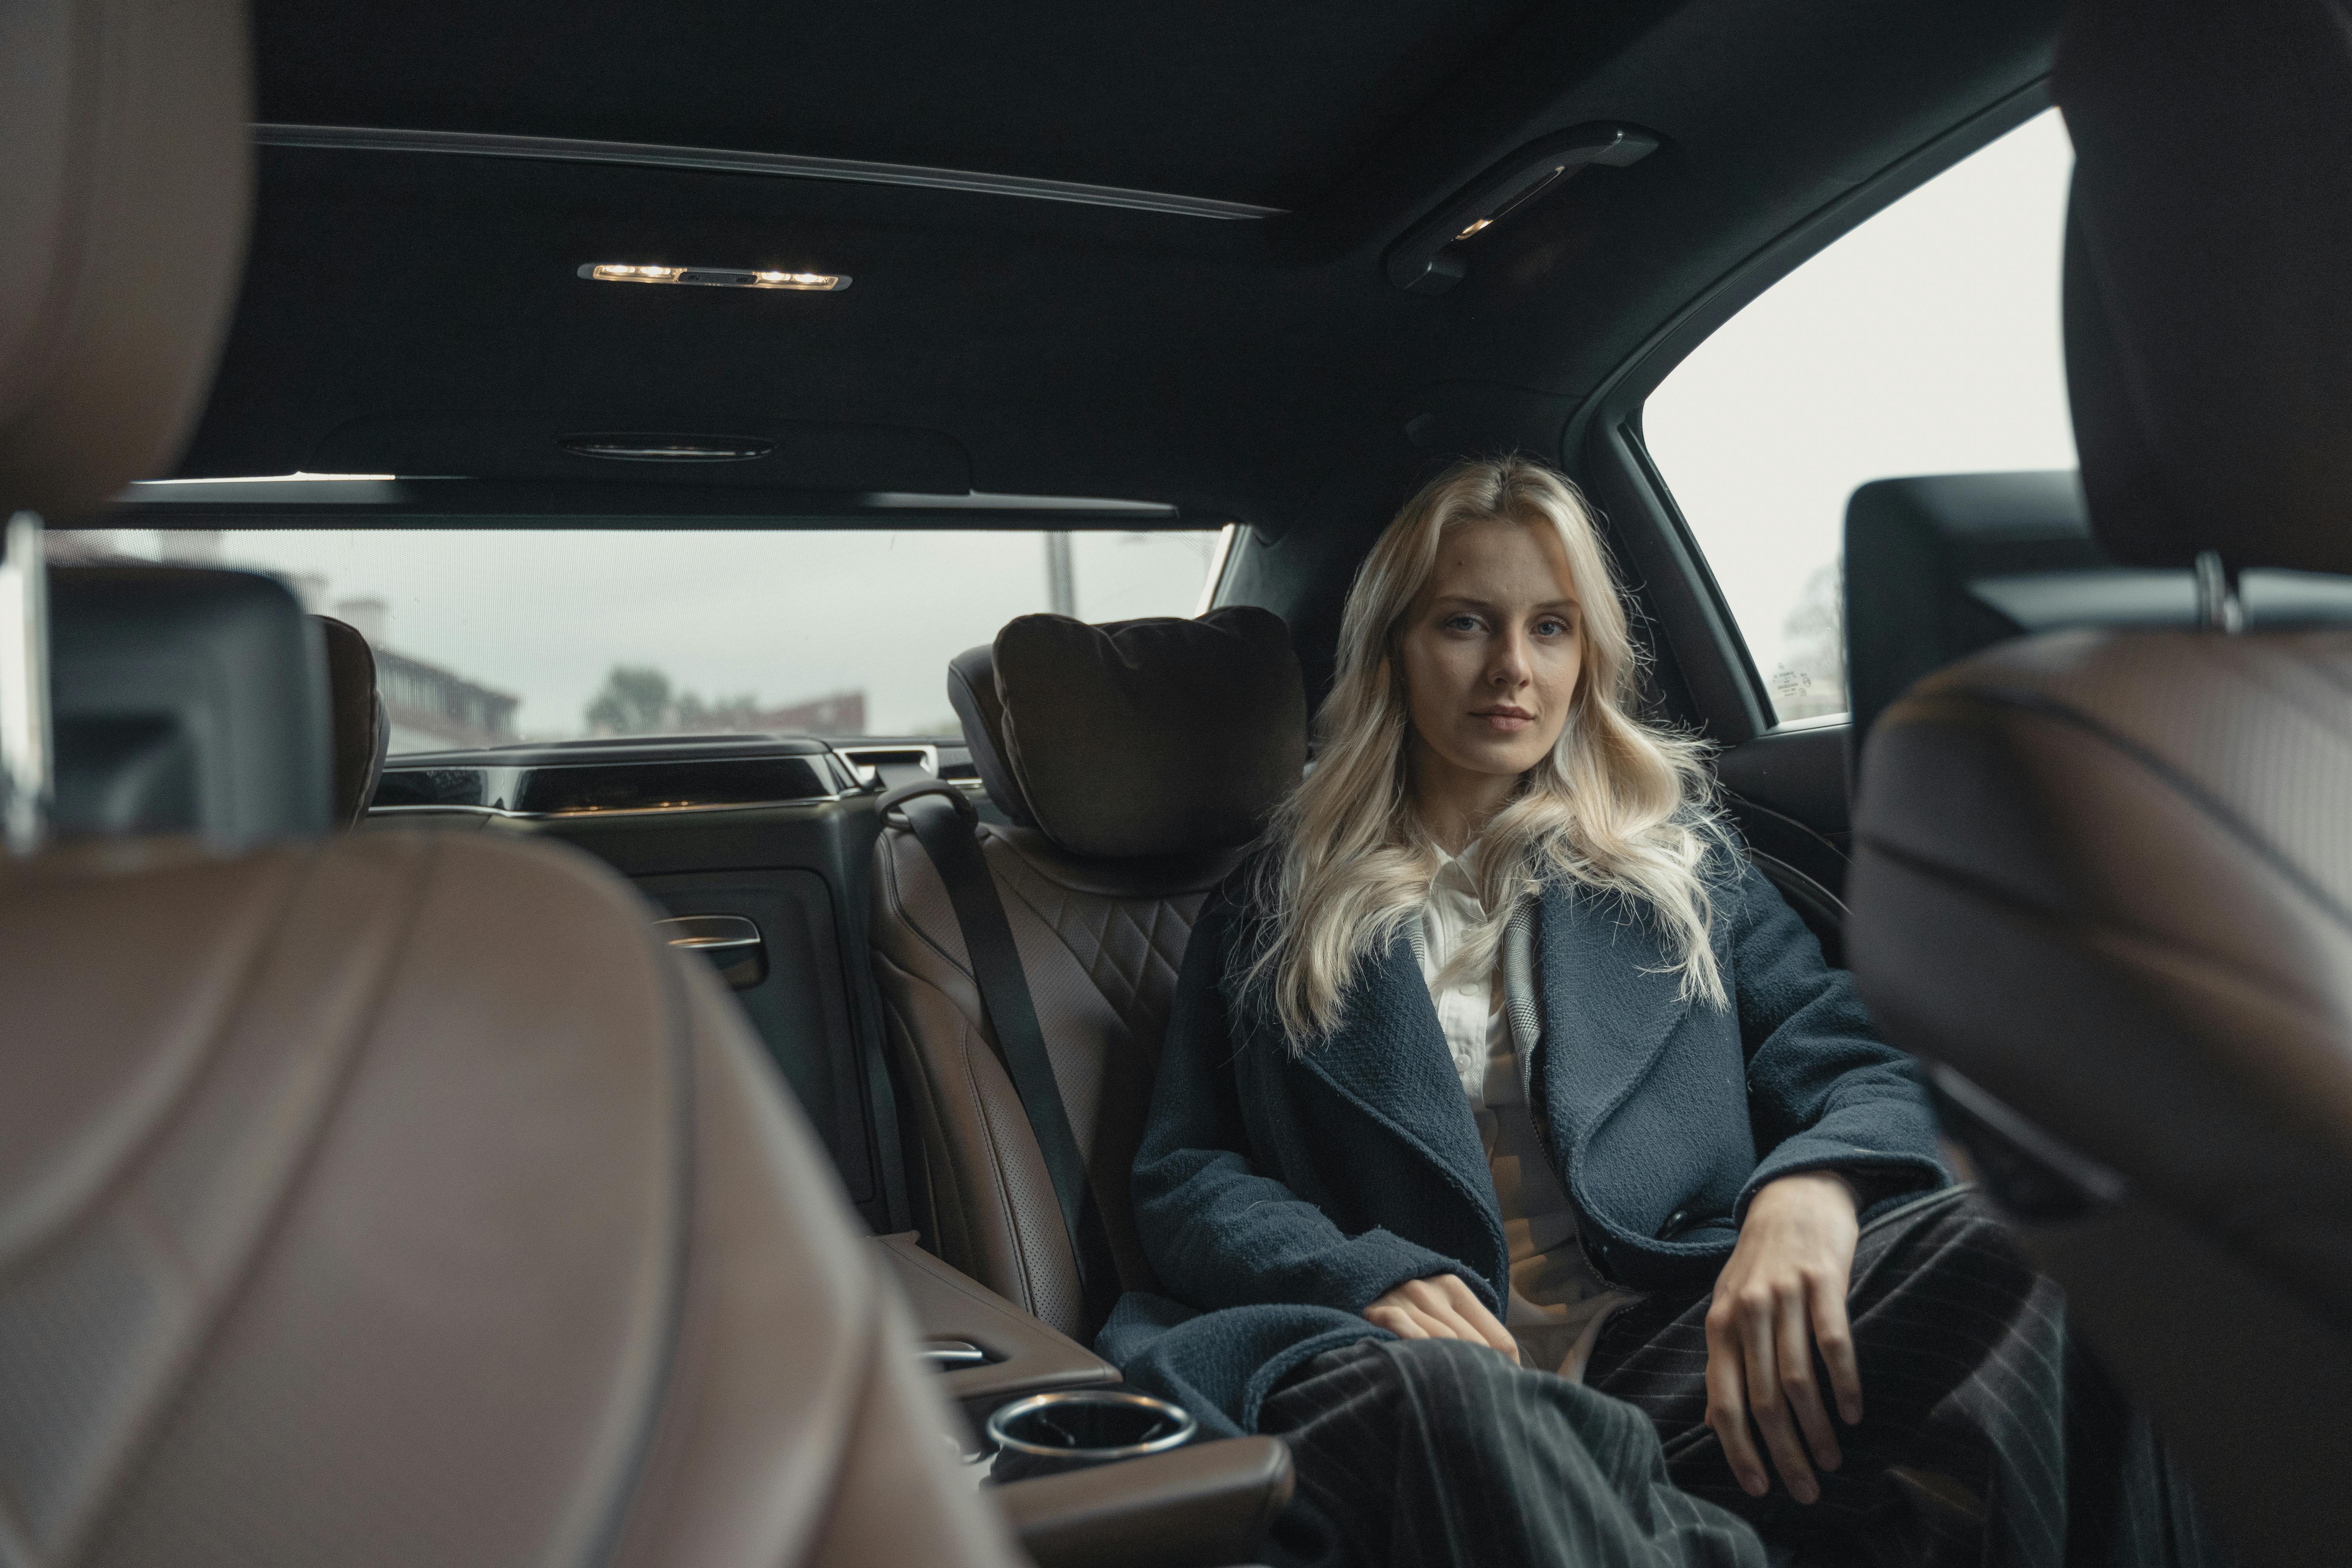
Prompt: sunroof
<box><xmin>250</xmin><ymin>0</ymin><xmax>1548</xmax><ymax>211</ymax></box>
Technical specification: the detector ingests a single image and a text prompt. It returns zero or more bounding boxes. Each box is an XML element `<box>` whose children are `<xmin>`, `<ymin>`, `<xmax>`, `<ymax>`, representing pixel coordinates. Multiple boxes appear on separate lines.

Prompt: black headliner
<box><xmin>176</xmin><ymin>0</ymin><xmax>2062</xmax><ymax>535</ymax></box>
<box><xmin>252</xmin><ymin>1</ymin><xmax>1556</xmax><ymax>213</ymax></box>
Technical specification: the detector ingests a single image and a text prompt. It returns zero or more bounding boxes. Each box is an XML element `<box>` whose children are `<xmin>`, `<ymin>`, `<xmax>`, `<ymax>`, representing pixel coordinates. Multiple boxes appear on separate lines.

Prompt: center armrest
<box><xmin>991</xmin><ymin>1436</ymin><xmax>1296</xmax><ymax>1568</ymax></box>
<box><xmin>869</xmin><ymin>1232</ymin><xmax>1120</xmax><ymax>1422</ymax></box>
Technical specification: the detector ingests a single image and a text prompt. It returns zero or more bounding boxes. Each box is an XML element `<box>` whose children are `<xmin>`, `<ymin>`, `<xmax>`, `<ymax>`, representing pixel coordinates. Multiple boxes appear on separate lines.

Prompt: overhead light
<box><xmin>558</xmin><ymin>434</ymin><xmax>774</xmax><ymax>462</ymax></box>
<box><xmin>1386</xmin><ymin>123</ymin><xmax>1660</xmax><ymax>296</ymax></box>
<box><xmin>579</xmin><ymin>263</ymin><xmax>849</xmax><ymax>291</ymax></box>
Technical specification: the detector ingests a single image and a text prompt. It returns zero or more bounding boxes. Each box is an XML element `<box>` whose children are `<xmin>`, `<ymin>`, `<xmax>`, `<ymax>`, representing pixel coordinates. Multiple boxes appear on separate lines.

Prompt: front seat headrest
<box><xmin>947</xmin><ymin>606</ymin><xmax>1307</xmax><ymax>860</ymax></box>
<box><xmin>0</xmin><ymin>0</ymin><xmax>254</xmax><ymax>522</ymax></box>
<box><xmin>2057</xmin><ymin>0</ymin><xmax>2352</xmax><ymax>575</ymax></box>
<box><xmin>51</xmin><ymin>565</ymin><xmax>332</xmax><ymax>843</ymax></box>
<box><xmin>315</xmin><ymin>613</ymin><xmax>388</xmax><ymax>826</ymax></box>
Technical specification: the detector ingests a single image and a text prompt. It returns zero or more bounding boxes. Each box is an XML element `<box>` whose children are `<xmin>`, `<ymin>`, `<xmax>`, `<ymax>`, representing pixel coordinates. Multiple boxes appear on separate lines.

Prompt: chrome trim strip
<box><xmin>668</xmin><ymin>933</ymin><xmax>762</xmax><ymax>951</ymax></box>
<box><xmin>369</xmin><ymin>793</ymin><xmax>843</xmax><ymax>821</ymax></box>
<box><xmin>657</xmin><ymin>914</ymin><xmax>763</xmax><ymax>951</ymax></box>
<box><xmin>254</xmin><ymin>123</ymin><xmax>1287</xmax><ymax>220</ymax></box>
<box><xmin>862</xmin><ymin>490</ymin><xmax>1179</xmax><ymax>514</ymax></box>
<box><xmin>0</xmin><ymin>512</ymin><xmax>53</xmax><ymax>855</ymax></box>
<box><xmin>836</xmin><ymin>742</ymin><xmax>939</xmax><ymax>787</ymax></box>
<box><xmin>1195</xmin><ymin>521</ymin><xmax>1239</xmax><ymax>615</ymax></box>
<box><xmin>984</xmin><ymin>1390</ymin><xmax>1198</xmax><ymax>1462</ymax></box>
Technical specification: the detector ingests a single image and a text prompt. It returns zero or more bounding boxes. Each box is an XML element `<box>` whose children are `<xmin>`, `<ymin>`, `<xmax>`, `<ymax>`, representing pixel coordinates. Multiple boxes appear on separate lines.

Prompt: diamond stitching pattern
<box><xmin>989</xmin><ymin>846</ymin><xmax>1201</xmax><ymax>1042</ymax></box>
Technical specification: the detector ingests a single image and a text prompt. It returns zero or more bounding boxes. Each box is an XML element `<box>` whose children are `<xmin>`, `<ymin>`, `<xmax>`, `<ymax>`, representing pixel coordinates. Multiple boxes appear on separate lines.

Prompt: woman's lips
<box><xmin>1472</xmin><ymin>708</ymin><xmax>1535</xmax><ymax>732</ymax></box>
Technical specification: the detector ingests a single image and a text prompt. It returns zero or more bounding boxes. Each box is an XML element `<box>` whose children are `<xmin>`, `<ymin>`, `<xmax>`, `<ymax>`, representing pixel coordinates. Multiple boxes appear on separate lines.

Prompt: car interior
<box><xmin>4</xmin><ymin>0</ymin><xmax>2348</xmax><ymax>1564</ymax></box>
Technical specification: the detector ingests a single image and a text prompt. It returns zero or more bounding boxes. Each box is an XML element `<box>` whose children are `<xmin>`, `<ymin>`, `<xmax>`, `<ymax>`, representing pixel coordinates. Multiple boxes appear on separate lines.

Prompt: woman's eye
<box><xmin>1444</xmin><ymin>614</ymin><xmax>1481</xmax><ymax>633</ymax></box>
<box><xmin>1535</xmin><ymin>617</ymin><xmax>1570</xmax><ymax>637</ymax></box>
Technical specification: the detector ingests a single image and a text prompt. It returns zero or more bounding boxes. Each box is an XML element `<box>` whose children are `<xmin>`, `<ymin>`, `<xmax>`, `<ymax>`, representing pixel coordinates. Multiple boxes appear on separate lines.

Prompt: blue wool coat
<box><xmin>1095</xmin><ymin>855</ymin><xmax>1947</xmax><ymax>1436</ymax></box>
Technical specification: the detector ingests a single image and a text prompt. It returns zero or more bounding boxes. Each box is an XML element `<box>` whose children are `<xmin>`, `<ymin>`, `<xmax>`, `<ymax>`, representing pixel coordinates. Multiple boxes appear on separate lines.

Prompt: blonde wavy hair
<box><xmin>1242</xmin><ymin>455</ymin><xmax>1733</xmax><ymax>1049</ymax></box>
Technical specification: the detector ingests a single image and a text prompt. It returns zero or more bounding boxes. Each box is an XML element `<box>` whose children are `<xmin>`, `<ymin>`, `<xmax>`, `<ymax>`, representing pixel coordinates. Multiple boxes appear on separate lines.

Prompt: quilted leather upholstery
<box><xmin>871</xmin><ymin>819</ymin><xmax>1240</xmax><ymax>1338</ymax></box>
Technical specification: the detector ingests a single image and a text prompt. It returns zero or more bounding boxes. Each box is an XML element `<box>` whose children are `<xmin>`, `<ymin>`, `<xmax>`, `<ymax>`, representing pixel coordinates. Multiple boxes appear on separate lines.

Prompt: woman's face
<box><xmin>1397</xmin><ymin>517</ymin><xmax>1585</xmax><ymax>791</ymax></box>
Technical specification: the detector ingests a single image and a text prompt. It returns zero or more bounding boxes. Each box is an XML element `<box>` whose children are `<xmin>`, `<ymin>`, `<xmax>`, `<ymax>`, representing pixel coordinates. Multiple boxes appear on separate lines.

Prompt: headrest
<box><xmin>947</xmin><ymin>607</ymin><xmax>1307</xmax><ymax>860</ymax></box>
<box><xmin>1846</xmin><ymin>473</ymin><xmax>2104</xmax><ymax>745</ymax></box>
<box><xmin>51</xmin><ymin>566</ymin><xmax>332</xmax><ymax>844</ymax></box>
<box><xmin>1846</xmin><ymin>471</ymin><xmax>2352</xmax><ymax>748</ymax></box>
<box><xmin>2057</xmin><ymin>0</ymin><xmax>2352</xmax><ymax>573</ymax></box>
<box><xmin>0</xmin><ymin>0</ymin><xmax>253</xmax><ymax>521</ymax></box>
<box><xmin>315</xmin><ymin>614</ymin><xmax>388</xmax><ymax>827</ymax></box>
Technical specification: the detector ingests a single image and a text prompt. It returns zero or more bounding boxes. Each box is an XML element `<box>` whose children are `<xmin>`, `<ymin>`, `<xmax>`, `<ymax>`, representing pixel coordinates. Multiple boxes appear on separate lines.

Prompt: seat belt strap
<box><xmin>883</xmin><ymin>781</ymin><xmax>1117</xmax><ymax>1326</ymax></box>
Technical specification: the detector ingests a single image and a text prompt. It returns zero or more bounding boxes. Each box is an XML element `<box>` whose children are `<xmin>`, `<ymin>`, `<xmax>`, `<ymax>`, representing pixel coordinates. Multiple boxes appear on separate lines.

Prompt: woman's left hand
<box><xmin>1703</xmin><ymin>1171</ymin><xmax>1862</xmax><ymax>1505</ymax></box>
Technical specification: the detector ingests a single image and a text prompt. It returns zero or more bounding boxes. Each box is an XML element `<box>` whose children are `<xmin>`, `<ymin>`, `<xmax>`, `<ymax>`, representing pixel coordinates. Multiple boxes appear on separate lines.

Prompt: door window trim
<box><xmin>1563</xmin><ymin>76</ymin><xmax>2054</xmax><ymax>743</ymax></box>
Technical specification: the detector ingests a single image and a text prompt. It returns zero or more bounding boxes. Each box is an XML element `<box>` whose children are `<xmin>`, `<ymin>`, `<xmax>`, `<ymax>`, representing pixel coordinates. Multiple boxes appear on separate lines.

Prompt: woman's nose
<box><xmin>1488</xmin><ymin>631</ymin><xmax>1532</xmax><ymax>686</ymax></box>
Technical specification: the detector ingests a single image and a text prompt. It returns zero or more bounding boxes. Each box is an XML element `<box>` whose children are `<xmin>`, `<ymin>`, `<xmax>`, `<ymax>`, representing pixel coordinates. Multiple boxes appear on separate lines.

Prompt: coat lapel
<box><xmin>1294</xmin><ymin>933</ymin><xmax>1507</xmax><ymax>1279</ymax></box>
<box><xmin>1531</xmin><ymin>884</ymin><xmax>1698</xmax><ymax>1152</ymax></box>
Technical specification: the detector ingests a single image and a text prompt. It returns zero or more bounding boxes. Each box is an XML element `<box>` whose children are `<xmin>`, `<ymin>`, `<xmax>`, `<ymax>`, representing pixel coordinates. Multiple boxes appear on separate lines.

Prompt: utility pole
<box><xmin>1044</xmin><ymin>531</ymin><xmax>1076</xmax><ymax>616</ymax></box>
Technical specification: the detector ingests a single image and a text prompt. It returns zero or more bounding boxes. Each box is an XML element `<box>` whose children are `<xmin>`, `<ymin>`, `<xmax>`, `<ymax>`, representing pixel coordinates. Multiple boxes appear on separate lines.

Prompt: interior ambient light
<box><xmin>579</xmin><ymin>263</ymin><xmax>849</xmax><ymax>291</ymax></box>
<box><xmin>1454</xmin><ymin>217</ymin><xmax>1494</xmax><ymax>241</ymax></box>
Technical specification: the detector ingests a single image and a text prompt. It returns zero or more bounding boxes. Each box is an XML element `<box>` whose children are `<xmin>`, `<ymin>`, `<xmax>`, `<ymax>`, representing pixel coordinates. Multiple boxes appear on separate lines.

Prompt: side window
<box><xmin>1641</xmin><ymin>110</ymin><xmax>2077</xmax><ymax>724</ymax></box>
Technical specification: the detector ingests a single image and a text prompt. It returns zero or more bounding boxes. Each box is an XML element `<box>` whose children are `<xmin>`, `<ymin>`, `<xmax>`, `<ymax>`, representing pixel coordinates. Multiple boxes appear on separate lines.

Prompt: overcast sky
<box><xmin>95</xmin><ymin>114</ymin><xmax>2077</xmax><ymax>745</ymax></box>
<box><xmin>1644</xmin><ymin>109</ymin><xmax>2079</xmax><ymax>715</ymax></box>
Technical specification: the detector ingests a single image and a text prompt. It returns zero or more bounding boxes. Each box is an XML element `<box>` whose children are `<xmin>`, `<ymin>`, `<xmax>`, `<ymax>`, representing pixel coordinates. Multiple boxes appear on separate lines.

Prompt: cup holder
<box><xmin>983</xmin><ymin>1389</ymin><xmax>1198</xmax><ymax>1483</ymax></box>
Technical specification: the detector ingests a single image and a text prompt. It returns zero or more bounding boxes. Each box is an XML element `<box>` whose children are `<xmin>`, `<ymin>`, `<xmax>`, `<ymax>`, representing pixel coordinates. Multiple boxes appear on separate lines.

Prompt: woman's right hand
<box><xmin>1364</xmin><ymin>1274</ymin><xmax>1521</xmax><ymax>1363</ymax></box>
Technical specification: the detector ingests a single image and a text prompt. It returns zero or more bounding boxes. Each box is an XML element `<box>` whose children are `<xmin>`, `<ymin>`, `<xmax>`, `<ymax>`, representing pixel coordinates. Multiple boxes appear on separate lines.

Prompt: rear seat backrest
<box><xmin>871</xmin><ymin>608</ymin><xmax>1307</xmax><ymax>1337</ymax></box>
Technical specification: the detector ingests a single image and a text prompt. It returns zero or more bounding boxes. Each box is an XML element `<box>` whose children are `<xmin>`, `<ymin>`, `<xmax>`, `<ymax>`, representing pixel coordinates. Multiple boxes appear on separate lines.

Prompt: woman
<box><xmin>1097</xmin><ymin>457</ymin><xmax>2223</xmax><ymax>1568</ymax></box>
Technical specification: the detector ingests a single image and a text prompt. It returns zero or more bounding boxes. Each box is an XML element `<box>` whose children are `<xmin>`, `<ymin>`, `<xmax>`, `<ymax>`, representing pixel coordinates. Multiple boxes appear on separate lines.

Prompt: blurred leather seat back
<box><xmin>1846</xmin><ymin>3</ymin><xmax>2352</xmax><ymax>1562</ymax></box>
<box><xmin>0</xmin><ymin>5</ymin><xmax>1018</xmax><ymax>1565</ymax></box>
<box><xmin>3</xmin><ymin>833</ymin><xmax>1022</xmax><ymax>1568</ymax></box>
<box><xmin>871</xmin><ymin>609</ymin><xmax>1306</xmax><ymax>1336</ymax></box>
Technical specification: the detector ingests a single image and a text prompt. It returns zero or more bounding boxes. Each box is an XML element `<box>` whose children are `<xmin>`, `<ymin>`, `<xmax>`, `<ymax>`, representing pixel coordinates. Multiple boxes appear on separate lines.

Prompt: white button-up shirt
<box><xmin>1414</xmin><ymin>841</ymin><xmax>1631</xmax><ymax>1378</ymax></box>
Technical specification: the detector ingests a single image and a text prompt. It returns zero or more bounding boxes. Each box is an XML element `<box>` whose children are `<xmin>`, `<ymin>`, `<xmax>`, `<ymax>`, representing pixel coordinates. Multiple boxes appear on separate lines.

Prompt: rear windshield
<box><xmin>54</xmin><ymin>528</ymin><xmax>1225</xmax><ymax>753</ymax></box>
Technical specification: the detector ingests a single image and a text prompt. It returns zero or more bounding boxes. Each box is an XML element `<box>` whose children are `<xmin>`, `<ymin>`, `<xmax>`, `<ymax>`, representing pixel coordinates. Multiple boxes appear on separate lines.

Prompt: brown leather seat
<box><xmin>0</xmin><ymin>5</ymin><xmax>1019</xmax><ymax>1565</ymax></box>
<box><xmin>1845</xmin><ymin>2</ymin><xmax>2352</xmax><ymax>1563</ymax></box>
<box><xmin>315</xmin><ymin>614</ymin><xmax>388</xmax><ymax>827</ymax></box>
<box><xmin>871</xmin><ymin>611</ymin><xmax>1307</xmax><ymax>1338</ymax></box>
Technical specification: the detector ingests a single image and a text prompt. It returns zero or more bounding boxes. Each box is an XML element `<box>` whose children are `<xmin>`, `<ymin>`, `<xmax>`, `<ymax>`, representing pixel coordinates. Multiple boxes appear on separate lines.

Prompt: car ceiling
<box><xmin>171</xmin><ymin>0</ymin><xmax>2062</xmax><ymax>537</ymax></box>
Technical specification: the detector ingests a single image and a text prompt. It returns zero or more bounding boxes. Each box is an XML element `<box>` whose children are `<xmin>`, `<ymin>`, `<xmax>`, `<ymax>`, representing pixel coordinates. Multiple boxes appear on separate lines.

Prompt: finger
<box><xmin>1740</xmin><ymin>1294</ymin><xmax>1818</xmax><ymax>1504</ymax></box>
<box><xmin>1704</xmin><ymin>1306</ymin><xmax>1770</xmax><ymax>1497</ymax></box>
<box><xmin>1807</xmin><ymin>1271</ymin><xmax>1864</xmax><ymax>1427</ymax></box>
<box><xmin>1401</xmin><ymin>1280</ymin><xmax>1495</xmax><ymax>1356</ymax></box>
<box><xmin>1776</xmin><ymin>1286</ymin><xmax>1842</xmax><ymax>1474</ymax></box>
<box><xmin>1434</xmin><ymin>1276</ymin><xmax>1522</xmax><ymax>1362</ymax></box>
<box><xmin>1392</xmin><ymin>1283</ymin><xmax>1468</xmax><ymax>1343</ymax></box>
<box><xmin>1412</xmin><ymin>1296</ymin><xmax>1494</xmax><ymax>1352</ymax></box>
<box><xmin>1365</xmin><ymin>1305</ymin><xmax>1430</xmax><ymax>1340</ymax></box>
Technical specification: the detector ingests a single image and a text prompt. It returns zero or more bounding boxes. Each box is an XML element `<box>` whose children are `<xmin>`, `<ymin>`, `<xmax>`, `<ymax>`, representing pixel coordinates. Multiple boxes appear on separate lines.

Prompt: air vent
<box><xmin>372</xmin><ymin>754</ymin><xmax>839</xmax><ymax>815</ymax></box>
<box><xmin>514</xmin><ymin>756</ymin><xmax>833</xmax><ymax>814</ymax></box>
<box><xmin>558</xmin><ymin>434</ymin><xmax>774</xmax><ymax>463</ymax></box>
<box><xmin>371</xmin><ymin>768</ymin><xmax>487</xmax><ymax>808</ymax></box>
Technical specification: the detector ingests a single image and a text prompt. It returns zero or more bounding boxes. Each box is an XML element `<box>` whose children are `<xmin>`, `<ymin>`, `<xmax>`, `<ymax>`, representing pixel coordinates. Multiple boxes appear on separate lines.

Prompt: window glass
<box><xmin>60</xmin><ymin>527</ymin><xmax>1224</xmax><ymax>751</ymax></box>
<box><xmin>1641</xmin><ymin>110</ymin><xmax>2078</xmax><ymax>723</ymax></box>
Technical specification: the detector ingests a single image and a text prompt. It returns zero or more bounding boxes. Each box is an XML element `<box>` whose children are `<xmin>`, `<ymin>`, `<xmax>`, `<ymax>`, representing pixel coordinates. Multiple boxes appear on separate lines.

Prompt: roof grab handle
<box><xmin>1385</xmin><ymin>123</ymin><xmax>1660</xmax><ymax>296</ymax></box>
